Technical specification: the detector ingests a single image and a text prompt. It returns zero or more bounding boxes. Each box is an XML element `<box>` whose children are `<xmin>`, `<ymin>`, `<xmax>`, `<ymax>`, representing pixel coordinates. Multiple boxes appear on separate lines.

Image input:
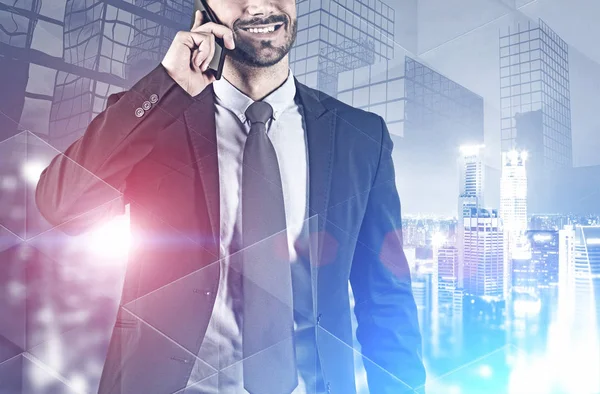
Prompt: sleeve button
<box><xmin>142</xmin><ymin>101</ymin><xmax>152</xmax><ymax>110</ymax></box>
<box><xmin>149</xmin><ymin>93</ymin><xmax>159</xmax><ymax>104</ymax></box>
<box><xmin>135</xmin><ymin>108</ymin><xmax>145</xmax><ymax>117</ymax></box>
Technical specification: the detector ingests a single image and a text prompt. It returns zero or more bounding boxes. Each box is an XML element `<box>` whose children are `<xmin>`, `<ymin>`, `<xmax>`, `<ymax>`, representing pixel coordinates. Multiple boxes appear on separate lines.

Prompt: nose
<box><xmin>245</xmin><ymin>0</ymin><xmax>275</xmax><ymax>15</ymax></box>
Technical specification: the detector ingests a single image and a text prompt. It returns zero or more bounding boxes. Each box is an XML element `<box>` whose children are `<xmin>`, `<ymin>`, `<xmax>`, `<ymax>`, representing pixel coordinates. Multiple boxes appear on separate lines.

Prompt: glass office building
<box><xmin>48</xmin><ymin>0</ymin><xmax>193</xmax><ymax>151</ymax></box>
<box><xmin>0</xmin><ymin>0</ymin><xmax>64</xmax><ymax>141</ymax></box>
<box><xmin>500</xmin><ymin>19</ymin><xmax>572</xmax><ymax>213</ymax></box>
<box><xmin>500</xmin><ymin>18</ymin><xmax>571</xmax><ymax>167</ymax></box>
<box><xmin>290</xmin><ymin>0</ymin><xmax>395</xmax><ymax>96</ymax></box>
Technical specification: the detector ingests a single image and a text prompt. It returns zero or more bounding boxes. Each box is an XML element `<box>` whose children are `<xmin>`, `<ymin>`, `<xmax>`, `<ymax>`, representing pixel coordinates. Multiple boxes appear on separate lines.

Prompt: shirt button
<box><xmin>142</xmin><ymin>100</ymin><xmax>152</xmax><ymax>110</ymax></box>
<box><xmin>149</xmin><ymin>93</ymin><xmax>159</xmax><ymax>104</ymax></box>
<box><xmin>134</xmin><ymin>107</ymin><xmax>144</xmax><ymax>117</ymax></box>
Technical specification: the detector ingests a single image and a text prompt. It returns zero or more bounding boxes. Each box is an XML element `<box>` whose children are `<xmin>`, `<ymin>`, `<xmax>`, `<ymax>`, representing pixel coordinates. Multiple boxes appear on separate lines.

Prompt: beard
<box><xmin>229</xmin><ymin>16</ymin><xmax>298</xmax><ymax>68</ymax></box>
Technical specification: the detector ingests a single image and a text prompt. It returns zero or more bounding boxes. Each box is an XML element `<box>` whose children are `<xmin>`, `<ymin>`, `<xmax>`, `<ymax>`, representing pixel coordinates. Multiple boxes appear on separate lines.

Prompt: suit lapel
<box><xmin>295</xmin><ymin>80</ymin><xmax>336</xmax><ymax>227</ymax></box>
<box><xmin>184</xmin><ymin>85</ymin><xmax>220</xmax><ymax>254</ymax></box>
<box><xmin>181</xmin><ymin>81</ymin><xmax>336</xmax><ymax>257</ymax></box>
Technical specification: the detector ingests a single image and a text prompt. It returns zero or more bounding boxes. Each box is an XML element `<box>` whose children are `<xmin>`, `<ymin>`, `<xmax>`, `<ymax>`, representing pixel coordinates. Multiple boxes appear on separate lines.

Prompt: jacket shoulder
<box><xmin>302</xmin><ymin>85</ymin><xmax>384</xmax><ymax>138</ymax></box>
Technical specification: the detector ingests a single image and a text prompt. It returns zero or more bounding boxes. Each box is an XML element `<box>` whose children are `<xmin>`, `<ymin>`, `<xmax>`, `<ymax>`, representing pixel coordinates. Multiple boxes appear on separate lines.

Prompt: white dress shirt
<box><xmin>184</xmin><ymin>69</ymin><xmax>325</xmax><ymax>393</ymax></box>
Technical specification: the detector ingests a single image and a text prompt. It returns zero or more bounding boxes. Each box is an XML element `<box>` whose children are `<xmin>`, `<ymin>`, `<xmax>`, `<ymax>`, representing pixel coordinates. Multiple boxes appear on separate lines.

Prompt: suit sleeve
<box><xmin>35</xmin><ymin>64</ymin><xmax>196</xmax><ymax>236</ymax></box>
<box><xmin>349</xmin><ymin>116</ymin><xmax>426</xmax><ymax>393</ymax></box>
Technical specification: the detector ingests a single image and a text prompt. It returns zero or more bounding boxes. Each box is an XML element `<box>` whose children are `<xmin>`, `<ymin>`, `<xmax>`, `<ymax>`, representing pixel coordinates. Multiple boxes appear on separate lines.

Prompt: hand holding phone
<box><xmin>161</xmin><ymin>8</ymin><xmax>234</xmax><ymax>97</ymax></box>
<box><xmin>193</xmin><ymin>0</ymin><xmax>227</xmax><ymax>80</ymax></box>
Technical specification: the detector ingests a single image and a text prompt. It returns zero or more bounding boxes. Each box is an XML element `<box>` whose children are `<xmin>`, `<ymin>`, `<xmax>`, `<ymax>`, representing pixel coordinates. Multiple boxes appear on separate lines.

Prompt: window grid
<box><xmin>499</xmin><ymin>18</ymin><xmax>572</xmax><ymax>168</ymax></box>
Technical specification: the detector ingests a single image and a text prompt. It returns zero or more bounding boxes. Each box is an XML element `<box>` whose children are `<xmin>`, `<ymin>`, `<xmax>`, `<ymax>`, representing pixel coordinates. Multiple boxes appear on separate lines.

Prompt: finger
<box><xmin>177</xmin><ymin>31</ymin><xmax>208</xmax><ymax>50</ymax></box>
<box><xmin>201</xmin><ymin>34</ymin><xmax>215</xmax><ymax>72</ymax></box>
<box><xmin>191</xmin><ymin>48</ymin><xmax>202</xmax><ymax>71</ymax></box>
<box><xmin>194</xmin><ymin>22</ymin><xmax>235</xmax><ymax>49</ymax></box>
<box><xmin>195</xmin><ymin>37</ymin><xmax>212</xmax><ymax>68</ymax></box>
<box><xmin>191</xmin><ymin>10</ymin><xmax>203</xmax><ymax>30</ymax></box>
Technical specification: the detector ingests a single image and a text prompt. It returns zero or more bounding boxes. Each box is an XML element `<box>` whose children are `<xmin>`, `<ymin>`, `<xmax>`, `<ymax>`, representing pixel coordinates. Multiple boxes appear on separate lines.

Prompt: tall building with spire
<box><xmin>500</xmin><ymin>150</ymin><xmax>528</xmax><ymax>297</ymax></box>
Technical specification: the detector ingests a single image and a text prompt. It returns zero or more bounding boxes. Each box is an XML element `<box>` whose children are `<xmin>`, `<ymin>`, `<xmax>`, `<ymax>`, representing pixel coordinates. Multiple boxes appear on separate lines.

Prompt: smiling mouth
<box><xmin>239</xmin><ymin>23</ymin><xmax>284</xmax><ymax>34</ymax></box>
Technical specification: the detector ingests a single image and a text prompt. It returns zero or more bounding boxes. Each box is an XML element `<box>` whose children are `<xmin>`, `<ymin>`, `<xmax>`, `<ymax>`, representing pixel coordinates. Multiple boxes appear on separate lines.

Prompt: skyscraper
<box><xmin>572</xmin><ymin>226</ymin><xmax>600</xmax><ymax>333</ymax></box>
<box><xmin>431</xmin><ymin>242</ymin><xmax>463</xmax><ymax>357</ymax></box>
<box><xmin>457</xmin><ymin>144</ymin><xmax>486</xmax><ymax>288</ymax></box>
<box><xmin>436</xmin><ymin>245</ymin><xmax>461</xmax><ymax>317</ymax></box>
<box><xmin>558</xmin><ymin>225</ymin><xmax>600</xmax><ymax>328</ymax></box>
<box><xmin>459</xmin><ymin>145</ymin><xmax>486</xmax><ymax>218</ymax></box>
<box><xmin>528</xmin><ymin>230</ymin><xmax>559</xmax><ymax>289</ymax></box>
<box><xmin>558</xmin><ymin>225</ymin><xmax>576</xmax><ymax>325</ymax></box>
<box><xmin>500</xmin><ymin>149</ymin><xmax>528</xmax><ymax>297</ymax></box>
<box><xmin>463</xmin><ymin>208</ymin><xmax>504</xmax><ymax>297</ymax></box>
<box><xmin>500</xmin><ymin>18</ymin><xmax>572</xmax><ymax>213</ymax></box>
<box><xmin>290</xmin><ymin>0</ymin><xmax>395</xmax><ymax>96</ymax></box>
<box><xmin>512</xmin><ymin>230</ymin><xmax>559</xmax><ymax>296</ymax></box>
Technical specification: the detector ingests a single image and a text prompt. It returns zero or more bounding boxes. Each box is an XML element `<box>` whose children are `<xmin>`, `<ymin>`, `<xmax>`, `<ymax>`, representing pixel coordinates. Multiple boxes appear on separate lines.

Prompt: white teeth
<box><xmin>247</xmin><ymin>26</ymin><xmax>276</xmax><ymax>34</ymax></box>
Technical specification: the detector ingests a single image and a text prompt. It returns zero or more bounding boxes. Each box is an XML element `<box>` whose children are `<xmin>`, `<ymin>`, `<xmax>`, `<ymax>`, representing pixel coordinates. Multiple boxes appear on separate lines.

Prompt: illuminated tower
<box><xmin>463</xmin><ymin>208</ymin><xmax>504</xmax><ymax>297</ymax></box>
<box><xmin>457</xmin><ymin>144</ymin><xmax>486</xmax><ymax>287</ymax></box>
<box><xmin>500</xmin><ymin>150</ymin><xmax>528</xmax><ymax>297</ymax></box>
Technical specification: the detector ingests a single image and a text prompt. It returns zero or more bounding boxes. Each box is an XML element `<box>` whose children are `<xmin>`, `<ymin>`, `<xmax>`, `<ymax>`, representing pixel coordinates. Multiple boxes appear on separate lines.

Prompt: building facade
<box><xmin>500</xmin><ymin>150</ymin><xmax>528</xmax><ymax>297</ymax></box>
<box><xmin>572</xmin><ymin>226</ymin><xmax>600</xmax><ymax>333</ymax></box>
<box><xmin>457</xmin><ymin>145</ymin><xmax>486</xmax><ymax>288</ymax></box>
<box><xmin>500</xmin><ymin>18</ymin><xmax>572</xmax><ymax>214</ymax></box>
<box><xmin>48</xmin><ymin>0</ymin><xmax>193</xmax><ymax>151</ymax></box>
<box><xmin>0</xmin><ymin>0</ymin><xmax>63</xmax><ymax>141</ymax></box>
<box><xmin>500</xmin><ymin>18</ymin><xmax>571</xmax><ymax>166</ymax></box>
<box><xmin>463</xmin><ymin>208</ymin><xmax>504</xmax><ymax>297</ymax></box>
<box><xmin>290</xmin><ymin>0</ymin><xmax>395</xmax><ymax>96</ymax></box>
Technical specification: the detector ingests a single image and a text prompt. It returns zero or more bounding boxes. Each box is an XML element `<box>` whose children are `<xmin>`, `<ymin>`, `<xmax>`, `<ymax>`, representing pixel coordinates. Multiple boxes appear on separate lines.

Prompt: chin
<box><xmin>230</xmin><ymin>47</ymin><xmax>289</xmax><ymax>68</ymax></box>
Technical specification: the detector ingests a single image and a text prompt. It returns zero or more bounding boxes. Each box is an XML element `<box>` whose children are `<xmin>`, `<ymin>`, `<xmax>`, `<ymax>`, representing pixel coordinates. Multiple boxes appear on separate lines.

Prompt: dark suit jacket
<box><xmin>35</xmin><ymin>64</ymin><xmax>426</xmax><ymax>394</ymax></box>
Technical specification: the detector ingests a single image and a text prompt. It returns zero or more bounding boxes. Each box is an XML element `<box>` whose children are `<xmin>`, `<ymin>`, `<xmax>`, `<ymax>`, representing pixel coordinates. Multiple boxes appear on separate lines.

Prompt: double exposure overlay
<box><xmin>1</xmin><ymin>0</ymin><xmax>599</xmax><ymax>393</ymax></box>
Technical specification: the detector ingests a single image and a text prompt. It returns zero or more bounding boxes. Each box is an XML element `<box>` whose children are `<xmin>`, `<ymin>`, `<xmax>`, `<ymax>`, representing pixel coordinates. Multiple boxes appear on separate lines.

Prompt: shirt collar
<box><xmin>212</xmin><ymin>68</ymin><xmax>296</xmax><ymax>123</ymax></box>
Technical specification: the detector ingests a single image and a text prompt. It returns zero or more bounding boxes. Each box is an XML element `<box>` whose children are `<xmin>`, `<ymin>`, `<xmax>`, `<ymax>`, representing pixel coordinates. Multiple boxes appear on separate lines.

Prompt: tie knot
<box><xmin>245</xmin><ymin>101</ymin><xmax>273</xmax><ymax>125</ymax></box>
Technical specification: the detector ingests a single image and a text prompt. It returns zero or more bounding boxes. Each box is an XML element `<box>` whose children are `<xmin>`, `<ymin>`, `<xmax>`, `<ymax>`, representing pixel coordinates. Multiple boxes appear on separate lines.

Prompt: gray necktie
<box><xmin>241</xmin><ymin>101</ymin><xmax>298</xmax><ymax>394</ymax></box>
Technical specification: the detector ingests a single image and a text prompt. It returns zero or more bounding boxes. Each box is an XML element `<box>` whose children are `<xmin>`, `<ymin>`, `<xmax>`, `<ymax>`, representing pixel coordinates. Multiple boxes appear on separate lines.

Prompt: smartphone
<box><xmin>191</xmin><ymin>0</ymin><xmax>227</xmax><ymax>80</ymax></box>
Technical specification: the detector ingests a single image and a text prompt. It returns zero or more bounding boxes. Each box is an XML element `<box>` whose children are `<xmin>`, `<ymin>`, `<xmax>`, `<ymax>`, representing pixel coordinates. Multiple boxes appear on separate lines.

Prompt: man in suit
<box><xmin>35</xmin><ymin>0</ymin><xmax>426</xmax><ymax>393</ymax></box>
